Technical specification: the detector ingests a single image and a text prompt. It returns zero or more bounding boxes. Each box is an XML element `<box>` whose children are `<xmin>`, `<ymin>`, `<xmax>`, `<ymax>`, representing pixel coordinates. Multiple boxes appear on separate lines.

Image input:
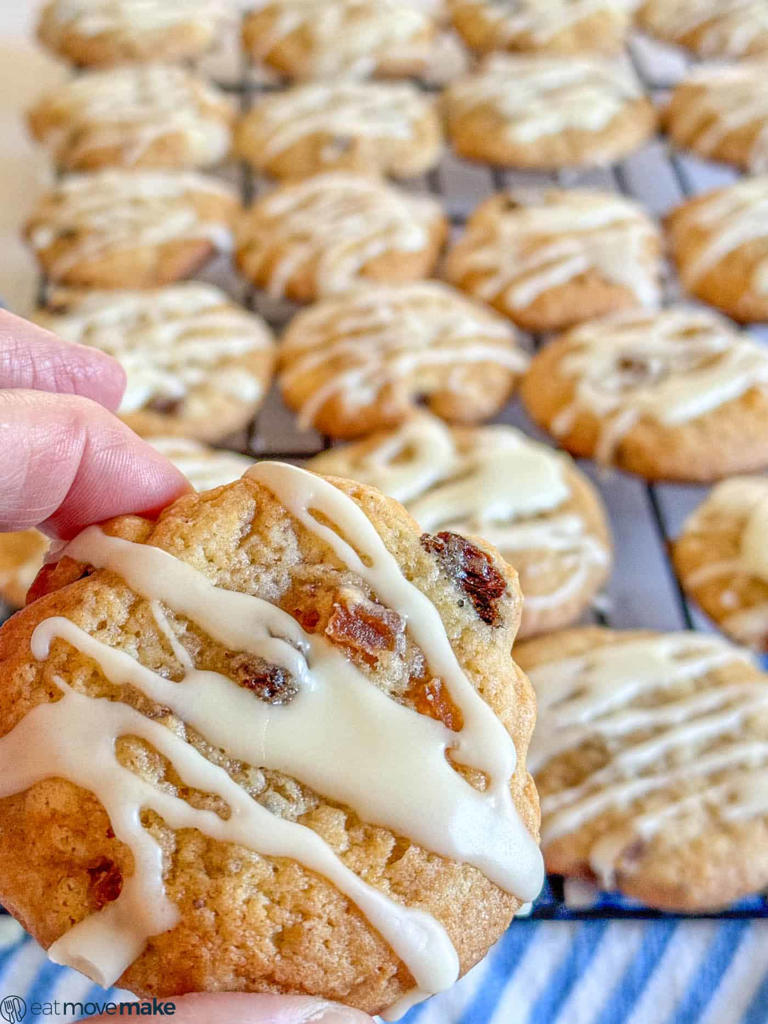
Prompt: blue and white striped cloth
<box><xmin>2</xmin><ymin>918</ymin><xmax>768</xmax><ymax>1024</ymax></box>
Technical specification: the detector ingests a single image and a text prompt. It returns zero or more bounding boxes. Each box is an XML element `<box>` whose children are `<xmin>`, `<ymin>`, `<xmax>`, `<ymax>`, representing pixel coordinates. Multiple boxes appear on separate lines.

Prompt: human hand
<box><xmin>0</xmin><ymin>309</ymin><xmax>374</xmax><ymax>1024</ymax></box>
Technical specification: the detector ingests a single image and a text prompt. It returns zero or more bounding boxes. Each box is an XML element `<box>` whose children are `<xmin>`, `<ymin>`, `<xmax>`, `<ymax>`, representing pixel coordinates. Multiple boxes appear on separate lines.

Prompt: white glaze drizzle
<box><xmin>31</xmin><ymin>64</ymin><xmax>232</xmax><ymax>169</ymax></box>
<box><xmin>454</xmin><ymin>0</ymin><xmax>636</xmax><ymax>46</ymax></box>
<box><xmin>27</xmin><ymin>171</ymin><xmax>236</xmax><ymax>281</ymax></box>
<box><xmin>446</xmin><ymin>189</ymin><xmax>661</xmax><ymax>312</ymax></box>
<box><xmin>40</xmin><ymin>0</ymin><xmax>228</xmax><ymax>41</ymax></box>
<box><xmin>641</xmin><ymin>0</ymin><xmax>768</xmax><ymax>58</ymax></box>
<box><xmin>672</xmin><ymin>177</ymin><xmax>768</xmax><ymax>296</ymax></box>
<box><xmin>244</xmin><ymin>0</ymin><xmax>433</xmax><ymax>79</ymax></box>
<box><xmin>240</xmin><ymin>81</ymin><xmax>435</xmax><ymax>165</ymax></box>
<box><xmin>38</xmin><ymin>284</ymin><xmax>272</xmax><ymax>411</ymax></box>
<box><xmin>239</xmin><ymin>174</ymin><xmax>443</xmax><ymax>299</ymax></box>
<box><xmin>279</xmin><ymin>282</ymin><xmax>526</xmax><ymax>428</ymax></box>
<box><xmin>0</xmin><ymin>463</ymin><xmax>542</xmax><ymax>991</ymax></box>
<box><xmin>527</xmin><ymin>631</ymin><xmax>767</xmax><ymax>885</ymax></box>
<box><xmin>547</xmin><ymin>308</ymin><xmax>768</xmax><ymax>465</ymax></box>
<box><xmin>447</xmin><ymin>54</ymin><xmax>643</xmax><ymax>143</ymax></box>
<box><xmin>310</xmin><ymin>413</ymin><xmax>609</xmax><ymax>615</ymax></box>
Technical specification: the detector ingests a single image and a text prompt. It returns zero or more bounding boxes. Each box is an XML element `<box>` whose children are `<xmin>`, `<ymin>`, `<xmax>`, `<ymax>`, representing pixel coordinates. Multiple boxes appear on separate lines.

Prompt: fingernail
<box><xmin>300</xmin><ymin>1001</ymin><xmax>373</xmax><ymax>1024</ymax></box>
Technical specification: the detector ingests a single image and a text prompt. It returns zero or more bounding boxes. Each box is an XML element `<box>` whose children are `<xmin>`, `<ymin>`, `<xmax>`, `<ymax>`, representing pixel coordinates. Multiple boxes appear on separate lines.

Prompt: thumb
<box><xmin>81</xmin><ymin>994</ymin><xmax>374</xmax><ymax>1024</ymax></box>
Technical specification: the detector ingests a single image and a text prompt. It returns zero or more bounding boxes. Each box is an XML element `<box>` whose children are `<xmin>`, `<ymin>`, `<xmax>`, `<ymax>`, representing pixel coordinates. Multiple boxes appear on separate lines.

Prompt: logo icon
<box><xmin>0</xmin><ymin>996</ymin><xmax>26</xmax><ymax>1023</ymax></box>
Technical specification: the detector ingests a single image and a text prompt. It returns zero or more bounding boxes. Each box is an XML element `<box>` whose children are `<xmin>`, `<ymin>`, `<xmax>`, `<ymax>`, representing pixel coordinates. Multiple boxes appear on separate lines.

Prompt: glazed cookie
<box><xmin>236</xmin><ymin>173</ymin><xmax>447</xmax><ymax>303</ymax></box>
<box><xmin>235</xmin><ymin>81</ymin><xmax>442</xmax><ymax>182</ymax></box>
<box><xmin>517</xmin><ymin>626</ymin><xmax>768</xmax><ymax>911</ymax></box>
<box><xmin>27</xmin><ymin>64</ymin><xmax>234</xmax><ymax>172</ymax></box>
<box><xmin>35</xmin><ymin>284</ymin><xmax>274</xmax><ymax>442</ymax></box>
<box><xmin>0</xmin><ymin>438</ymin><xmax>256</xmax><ymax>611</ymax></box>
<box><xmin>0</xmin><ymin>463</ymin><xmax>543</xmax><ymax>1011</ymax></box>
<box><xmin>666</xmin><ymin>177</ymin><xmax>768</xmax><ymax>323</ymax></box>
<box><xmin>444</xmin><ymin>55</ymin><xmax>657</xmax><ymax>169</ymax></box>
<box><xmin>450</xmin><ymin>0</ymin><xmax>635</xmax><ymax>56</ymax></box>
<box><xmin>673</xmin><ymin>478</ymin><xmax>768</xmax><ymax>650</ymax></box>
<box><xmin>664</xmin><ymin>61</ymin><xmax>768</xmax><ymax>174</ymax></box>
<box><xmin>444</xmin><ymin>189</ymin><xmax>662</xmax><ymax>332</ymax></box>
<box><xmin>279</xmin><ymin>281</ymin><xmax>527</xmax><ymax>437</ymax></box>
<box><xmin>638</xmin><ymin>0</ymin><xmax>768</xmax><ymax>59</ymax></box>
<box><xmin>25</xmin><ymin>170</ymin><xmax>238</xmax><ymax>289</ymax></box>
<box><xmin>37</xmin><ymin>0</ymin><xmax>229</xmax><ymax>66</ymax></box>
<box><xmin>309</xmin><ymin>412</ymin><xmax>612</xmax><ymax>637</ymax></box>
<box><xmin>241</xmin><ymin>0</ymin><xmax>436</xmax><ymax>80</ymax></box>
<box><xmin>521</xmin><ymin>307</ymin><xmax>768</xmax><ymax>482</ymax></box>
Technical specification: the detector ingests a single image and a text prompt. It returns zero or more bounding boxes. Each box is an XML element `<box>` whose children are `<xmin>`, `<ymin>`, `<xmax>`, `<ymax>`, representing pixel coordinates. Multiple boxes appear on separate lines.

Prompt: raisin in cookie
<box><xmin>666</xmin><ymin>177</ymin><xmax>768</xmax><ymax>324</ymax></box>
<box><xmin>25</xmin><ymin>170</ymin><xmax>238</xmax><ymax>289</ymax></box>
<box><xmin>241</xmin><ymin>0</ymin><xmax>436</xmax><ymax>80</ymax></box>
<box><xmin>517</xmin><ymin>626</ymin><xmax>768</xmax><ymax>911</ymax></box>
<box><xmin>37</xmin><ymin>0</ymin><xmax>229</xmax><ymax>67</ymax></box>
<box><xmin>0</xmin><ymin>437</ymin><xmax>256</xmax><ymax>611</ymax></box>
<box><xmin>521</xmin><ymin>307</ymin><xmax>768</xmax><ymax>482</ymax></box>
<box><xmin>673</xmin><ymin>478</ymin><xmax>768</xmax><ymax>651</ymax></box>
<box><xmin>27</xmin><ymin>64</ymin><xmax>234</xmax><ymax>172</ymax></box>
<box><xmin>444</xmin><ymin>55</ymin><xmax>657</xmax><ymax>169</ymax></box>
<box><xmin>0</xmin><ymin>463</ymin><xmax>542</xmax><ymax>1012</ymax></box>
<box><xmin>664</xmin><ymin>61</ymin><xmax>768</xmax><ymax>174</ymax></box>
<box><xmin>450</xmin><ymin>0</ymin><xmax>635</xmax><ymax>56</ymax></box>
<box><xmin>278</xmin><ymin>281</ymin><xmax>527</xmax><ymax>437</ymax></box>
<box><xmin>35</xmin><ymin>284</ymin><xmax>274</xmax><ymax>442</ymax></box>
<box><xmin>309</xmin><ymin>412</ymin><xmax>612</xmax><ymax>637</ymax></box>
<box><xmin>444</xmin><ymin>189</ymin><xmax>662</xmax><ymax>332</ymax></box>
<box><xmin>638</xmin><ymin>0</ymin><xmax>768</xmax><ymax>59</ymax></box>
<box><xmin>236</xmin><ymin>173</ymin><xmax>447</xmax><ymax>303</ymax></box>
<box><xmin>235</xmin><ymin>81</ymin><xmax>442</xmax><ymax>182</ymax></box>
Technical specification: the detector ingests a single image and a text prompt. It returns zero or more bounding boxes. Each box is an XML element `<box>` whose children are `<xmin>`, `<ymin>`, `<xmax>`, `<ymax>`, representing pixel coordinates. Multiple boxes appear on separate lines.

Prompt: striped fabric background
<box><xmin>2</xmin><ymin>918</ymin><xmax>768</xmax><ymax>1023</ymax></box>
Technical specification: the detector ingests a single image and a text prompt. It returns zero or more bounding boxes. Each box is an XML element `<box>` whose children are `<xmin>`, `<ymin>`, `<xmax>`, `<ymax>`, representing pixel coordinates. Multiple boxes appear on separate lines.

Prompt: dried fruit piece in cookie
<box><xmin>236</xmin><ymin>173</ymin><xmax>447</xmax><ymax>303</ymax></box>
<box><xmin>241</xmin><ymin>0</ymin><xmax>436</xmax><ymax>80</ymax></box>
<box><xmin>450</xmin><ymin>0</ymin><xmax>635</xmax><ymax>56</ymax></box>
<box><xmin>37</xmin><ymin>0</ymin><xmax>229</xmax><ymax>66</ymax></box>
<box><xmin>310</xmin><ymin>412</ymin><xmax>612</xmax><ymax>637</ymax></box>
<box><xmin>235</xmin><ymin>81</ymin><xmax>442</xmax><ymax>182</ymax></box>
<box><xmin>638</xmin><ymin>0</ymin><xmax>768</xmax><ymax>59</ymax></box>
<box><xmin>28</xmin><ymin>64</ymin><xmax>235</xmax><ymax>172</ymax></box>
<box><xmin>674</xmin><ymin>478</ymin><xmax>768</xmax><ymax>651</ymax></box>
<box><xmin>0</xmin><ymin>463</ymin><xmax>542</xmax><ymax>1013</ymax></box>
<box><xmin>279</xmin><ymin>282</ymin><xmax>527</xmax><ymax>437</ymax></box>
<box><xmin>35</xmin><ymin>284</ymin><xmax>274</xmax><ymax>442</ymax></box>
<box><xmin>666</xmin><ymin>177</ymin><xmax>768</xmax><ymax>323</ymax></box>
<box><xmin>444</xmin><ymin>55</ymin><xmax>657</xmax><ymax>170</ymax></box>
<box><xmin>517</xmin><ymin>627</ymin><xmax>768</xmax><ymax>911</ymax></box>
<box><xmin>444</xmin><ymin>188</ymin><xmax>662</xmax><ymax>332</ymax></box>
<box><xmin>521</xmin><ymin>307</ymin><xmax>768</xmax><ymax>482</ymax></box>
<box><xmin>24</xmin><ymin>170</ymin><xmax>238</xmax><ymax>289</ymax></box>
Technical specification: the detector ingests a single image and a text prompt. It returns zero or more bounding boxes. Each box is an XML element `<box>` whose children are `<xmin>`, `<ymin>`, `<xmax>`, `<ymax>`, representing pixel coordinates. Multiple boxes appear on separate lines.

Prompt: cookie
<box><xmin>444</xmin><ymin>55</ymin><xmax>657</xmax><ymax>169</ymax></box>
<box><xmin>25</xmin><ymin>170</ymin><xmax>238</xmax><ymax>289</ymax></box>
<box><xmin>0</xmin><ymin>462</ymin><xmax>543</xmax><ymax>1011</ymax></box>
<box><xmin>664</xmin><ymin>61</ymin><xmax>768</xmax><ymax>174</ymax></box>
<box><xmin>235</xmin><ymin>81</ymin><xmax>442</xmax><ymax>182</ymax></box>
<box><xmin>0</xmin><ymin>437</ymin><xmax>256</xmax><ymax>611</ymax></box>
<box><xmin>35</xmin><ymin>284</ymin><xmax>274</xmax><ymax>443</ymax></box>
<box><xmin>450</xmin><ymin>0</ymin><xmax>635</xmax><ymax>56</ymax></box>
<box><xmin>236</xmin><ymin>173</ymin><xmax>447</xmax><ymax>303</ymax></box>
<box><xmin>638</xmin><ymin>0</ymin><xmax>768</xmax><ymax>59</ymax></box>
<box><xmin>278</xmin><ymin>282</ymin><xmax>527</xmax><ymax>437</ymax></box>
<box><xmin>27</xmin><ymin>64</ymin><xmax>235</xmax><ymax>172</ymax></box>
<box><xmin>520</xmin><ymin>307</ymin><xmax>768</xmax><ymax>482</ymax></box>
<box><xmin>666</xmin><ymin>177</ymin><xmax>768</xmax><ymax>323</ymax></box>
<box><xmin>517</xmin><ymin>626</ymin><xmax>768</xmax><ymax>911</ymax></box>
<box><xmin>309</xmin><ymin>412</ymin><xmax>612</xmax><ymax>637</ymax></box>
<box><xmin>444</xmin><ymin>189</ymin><xmax>663</xmax><ymax>332</ymax></box>
<box><xmin>37</xmin><ymin>0</ymin><xmax>228</xmax><ymax>67</ymax></box>
<box><xmin>241</xmin><ymin>0</ymin><xmax>436</xmax><ymax>80</ymax></box>
<box><xmin>673</xmin><ymin>478</ymin><xmax>768</xmax><ymax>651</ymax></box>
